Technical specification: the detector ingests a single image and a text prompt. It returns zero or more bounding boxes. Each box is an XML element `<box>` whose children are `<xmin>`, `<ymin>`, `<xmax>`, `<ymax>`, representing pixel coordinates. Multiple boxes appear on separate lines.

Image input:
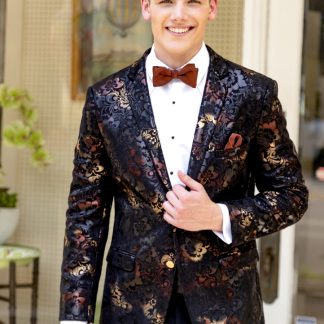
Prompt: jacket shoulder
<box><xmin>228</xmin><ymin>59</ymin><xmax>274</xmax><ymax>86</ymax></box>
<box><xmin>207</xmin><ymin>45</ymin><xmax>276</xmax><ymax>89</ymax></box>
<box><xmin>89</xmin><ymin>49</ymin><xmax>150</xmax><ymax>93</ymax></box>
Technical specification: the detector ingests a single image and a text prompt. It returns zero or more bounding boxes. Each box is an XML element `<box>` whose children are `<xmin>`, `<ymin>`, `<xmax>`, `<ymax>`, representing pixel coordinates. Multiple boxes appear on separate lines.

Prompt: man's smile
<box><xmin>167</xmin><ymin>26</ymin><xmax>194</xmax><ymax>35</ymax></box>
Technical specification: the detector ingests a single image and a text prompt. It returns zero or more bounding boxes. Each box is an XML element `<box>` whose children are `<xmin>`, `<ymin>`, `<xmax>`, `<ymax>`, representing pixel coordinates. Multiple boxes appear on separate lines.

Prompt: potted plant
<box><xmin>0</xmin><ymin>84</ymin><xmax>50</xmax><ymax>244</ymax></box>
<box><xmin>0</xmin><ymin>188</ymin><xmax>19</xmax><ymax>244</ymax></box>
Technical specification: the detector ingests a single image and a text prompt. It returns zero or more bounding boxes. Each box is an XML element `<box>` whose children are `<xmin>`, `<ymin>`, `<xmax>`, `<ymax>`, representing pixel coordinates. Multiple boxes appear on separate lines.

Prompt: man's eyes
<box><xmin>158</xmin><ymin>0</ymin><xmax>203</xmax><ymax>4</ymax></box>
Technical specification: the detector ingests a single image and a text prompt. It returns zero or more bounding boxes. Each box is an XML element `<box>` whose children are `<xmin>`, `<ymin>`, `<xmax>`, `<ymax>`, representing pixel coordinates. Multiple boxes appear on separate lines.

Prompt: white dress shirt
<box><xmin>60</xmin><ymin>44</ymin><xmax>232</xmax><ymax>324</ymax></box>
<box><xmin>146</xmin><ymin>44</ymin><xmax>232</xmax><ymax>244</ymax></box>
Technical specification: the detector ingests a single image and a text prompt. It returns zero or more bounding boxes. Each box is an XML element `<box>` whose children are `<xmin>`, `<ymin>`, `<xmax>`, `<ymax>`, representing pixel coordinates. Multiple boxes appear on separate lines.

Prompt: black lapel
<box><xmin>187</xmin><ymin>46</ymin><xmax>229</xmax><ymax>181</ymax></box>
<box><xmin>126</xmin><ymin>49</ymin><xmax>172</xmax><ymax>192</ymax></box>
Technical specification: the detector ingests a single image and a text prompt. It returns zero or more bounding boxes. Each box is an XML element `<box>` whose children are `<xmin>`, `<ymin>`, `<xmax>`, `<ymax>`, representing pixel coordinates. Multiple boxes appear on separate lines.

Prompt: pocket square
<box><xmin>225</xmin><ymin>133</ymin><xmax>243</xmax><ymax>150</ymax></box>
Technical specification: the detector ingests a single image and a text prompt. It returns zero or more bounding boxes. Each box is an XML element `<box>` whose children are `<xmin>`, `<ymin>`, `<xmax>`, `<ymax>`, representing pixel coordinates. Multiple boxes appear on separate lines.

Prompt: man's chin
<box><xmin>165</xmin><ymin>45</ymin><xmax>192</xmax><ymax>57</ymax></box>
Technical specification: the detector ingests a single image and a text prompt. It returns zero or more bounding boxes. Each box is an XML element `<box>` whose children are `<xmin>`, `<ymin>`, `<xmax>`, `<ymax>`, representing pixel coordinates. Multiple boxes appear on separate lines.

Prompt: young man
<box><xmin>60</xmin><ymin>0</ymin><xmax>308</xmax><ymax>323</ymax></box>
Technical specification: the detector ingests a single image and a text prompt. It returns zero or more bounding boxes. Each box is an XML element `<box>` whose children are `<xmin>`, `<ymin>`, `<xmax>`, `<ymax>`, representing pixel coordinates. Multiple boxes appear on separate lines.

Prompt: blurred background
<box><xmin>0</xmin><ymin>0</ymin><xmax>323</xmax><ymax>323</ymax></box>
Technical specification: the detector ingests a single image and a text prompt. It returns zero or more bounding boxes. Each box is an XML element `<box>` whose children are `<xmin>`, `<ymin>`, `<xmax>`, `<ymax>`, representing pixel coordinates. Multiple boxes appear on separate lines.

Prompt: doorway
<box><xmin>296</xmin><ymin>0</ymin><xmax>324</xmax><ymax>322</ymax></box>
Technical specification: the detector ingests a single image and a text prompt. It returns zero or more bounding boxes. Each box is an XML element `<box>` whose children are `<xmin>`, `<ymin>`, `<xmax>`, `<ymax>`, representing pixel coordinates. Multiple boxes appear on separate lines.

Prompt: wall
<box><xmin>1</xmin><ymin>0</ymin><xmax>23</xmax><ymax>191</ymax></box>
<box><xmin>0</xmin><ymin>1</ymin><xmax>244</xmax><ymax>322</ymax></box>
<box><xmin>1</xmin><ymin>0</ymin><xmax>80</xmax><ymax>322</ymax></box>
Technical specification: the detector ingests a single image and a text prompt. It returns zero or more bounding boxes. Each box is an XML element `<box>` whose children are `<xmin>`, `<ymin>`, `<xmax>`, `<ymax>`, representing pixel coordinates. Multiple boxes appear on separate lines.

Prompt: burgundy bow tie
<box><xmin>152</xmin><ymin>63</ymin><xmax>198</xmax><ymax>88</ymax></box>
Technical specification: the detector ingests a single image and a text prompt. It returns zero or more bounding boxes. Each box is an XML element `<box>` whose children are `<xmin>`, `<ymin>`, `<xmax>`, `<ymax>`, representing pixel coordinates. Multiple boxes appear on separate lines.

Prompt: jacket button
<box><xmin>161</xmin><ymin>255</ymin><xmax>175</xmax><ymax>269</ymax></box>
<box><xmin>166</xmin><ymin>260</ymin><xmax>175</xmax><ymax>269</ymax></box>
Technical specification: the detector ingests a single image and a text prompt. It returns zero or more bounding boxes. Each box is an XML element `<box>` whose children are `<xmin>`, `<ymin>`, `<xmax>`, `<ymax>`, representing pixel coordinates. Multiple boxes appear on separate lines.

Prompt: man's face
<box><xmin>141</xmin><ymin>0</ymin><xmax>218</xmax><ymax>68</ymax></box>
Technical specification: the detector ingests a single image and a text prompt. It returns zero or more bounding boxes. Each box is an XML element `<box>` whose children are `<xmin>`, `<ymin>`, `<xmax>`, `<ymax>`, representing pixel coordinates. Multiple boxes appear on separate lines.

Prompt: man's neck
<box><xmin>153</xmin><ymin>44</ymin><xmax>203</xmax><ymax>69</ymax></box>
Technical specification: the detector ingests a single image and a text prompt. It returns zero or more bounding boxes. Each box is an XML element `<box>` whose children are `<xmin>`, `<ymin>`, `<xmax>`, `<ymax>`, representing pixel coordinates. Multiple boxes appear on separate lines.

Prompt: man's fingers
<box><xmin>166</xmin><ymin>190</ymin><xmax>181</xmax><ymax>207</ymax></box>
<box><xmin>163</xmin><ymin>201</ymin><xmax>177</xmax><ymax>217</ymax></box>
<box><xmin>172</xmin><ymin>184</ymin><xmax>188</xmax><ymax>199</ymax></box>
<box><xmin>178</xmin><ymin>170</ymin><xmax>202</xmax><ymax>191</ymax></box>
<box><xmin>163</xmin><ymin>212</ymin><xmax>177</xmax><ymax>226</ymax></box>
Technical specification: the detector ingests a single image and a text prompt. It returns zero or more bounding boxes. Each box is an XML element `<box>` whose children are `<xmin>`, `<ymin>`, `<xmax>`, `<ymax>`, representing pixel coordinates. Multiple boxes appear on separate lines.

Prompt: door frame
<box><xmin>242</xmin><ymin>0</ymin><xmax>305</xmax><ymax>323</ymax></box>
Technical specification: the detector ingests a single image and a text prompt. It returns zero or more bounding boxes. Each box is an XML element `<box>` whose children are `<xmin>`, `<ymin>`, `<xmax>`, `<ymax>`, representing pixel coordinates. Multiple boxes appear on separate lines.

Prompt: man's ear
<box><xmin>141</xmin><ymin>0</ymin><xmax>151</xmax><ymax>21</ymax></box>
<box><xmin>208</xmin><ymin>0</ymin><xmax>218</xmax><ymax>21</ymax></box>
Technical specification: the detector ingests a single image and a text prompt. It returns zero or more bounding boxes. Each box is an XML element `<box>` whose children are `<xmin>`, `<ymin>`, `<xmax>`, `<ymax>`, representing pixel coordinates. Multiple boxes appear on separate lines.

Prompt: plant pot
<box><xmin>0</xmin><ymin>207</ymin><xmax>19</xmax><ymax>245</ymax></box>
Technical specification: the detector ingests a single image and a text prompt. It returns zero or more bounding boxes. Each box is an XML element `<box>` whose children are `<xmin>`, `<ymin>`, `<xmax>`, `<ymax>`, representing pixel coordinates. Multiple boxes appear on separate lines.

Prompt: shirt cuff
<box><xmin>60</xmin><ymin>321</ymin><xmax>87</xmax><ymax>324</ymax></box>
<box><xmin>213</xmin><ymin>203</ymin><xmax>232</xmax><ymax>244</ymax></box>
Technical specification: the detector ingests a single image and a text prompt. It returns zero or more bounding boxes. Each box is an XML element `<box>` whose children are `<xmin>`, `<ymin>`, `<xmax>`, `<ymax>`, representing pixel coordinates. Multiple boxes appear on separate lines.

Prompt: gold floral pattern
<box><xmin>142</xmin><ymin>129</ymin><xmax>160</xmax><ymax>149</ymax></box>
<box><xmin>60</xmin><ymin>47</ymin><xmax>307</xmax><ymax>323</ymax></box>
<box><xmin>111</xmin><ymin>284</ymin><xmax>133</xmax><ymax>313</ymax></box>
<box><xmin>181</xmin><ymin>238</ymin><xmax>209</xmax><ymax>262</ymax></box>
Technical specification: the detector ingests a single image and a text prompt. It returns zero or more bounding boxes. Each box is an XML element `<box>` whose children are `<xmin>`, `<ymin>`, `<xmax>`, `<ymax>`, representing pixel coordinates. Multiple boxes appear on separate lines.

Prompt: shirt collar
<box><xmin>146</xmin><ymin>43</ymin><xmax>210</xmax><ymax>89</ymax></box>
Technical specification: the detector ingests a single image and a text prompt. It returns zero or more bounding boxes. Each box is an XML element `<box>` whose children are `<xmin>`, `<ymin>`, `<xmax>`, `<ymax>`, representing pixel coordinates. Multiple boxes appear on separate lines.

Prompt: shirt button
<box><xmin>172</xmin><ymin>101</ymin><xmax>176</xmax><ymax>104</ymax></box>
<box><xmin>173</xmin><ymin>228</ymin><xmax>177</xmax><ymax>233</ymax></box>
<box><xmin>170</xmin><ymin>171</ymin><xmax>173</xmax><ymax>175</ymax></box>
<box><xmin>171</xmin><ymin>136</ymin><xmax>175</xmax><ymax>139</ymax></box>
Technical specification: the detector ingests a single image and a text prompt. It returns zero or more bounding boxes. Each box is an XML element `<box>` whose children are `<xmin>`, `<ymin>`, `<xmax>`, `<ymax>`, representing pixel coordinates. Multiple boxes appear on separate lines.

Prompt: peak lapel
<box><xmin>187</xmin><ymin>48</ymin><xmax>229</xmax><ymax>181</ymax></box>
<box><xmin>126</xmin><ymin>50</ymin><xmax>172</xmax><ymax>192</ymax></box>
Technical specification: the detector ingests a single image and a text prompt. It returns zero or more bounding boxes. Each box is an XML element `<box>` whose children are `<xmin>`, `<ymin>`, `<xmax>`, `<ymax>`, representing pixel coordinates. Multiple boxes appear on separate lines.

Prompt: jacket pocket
<box><xmin>218</xmin><ymin>247</ymin><xmax>259</xmax><ymax>270</ymax></box>
<box><xmin>107</xmin><ymin>248</ymin><xmax>136</xmax><ymax>272</ymax></box>
<box><xmin>212</xmin><ymin>145</ymin><xmax>248</xmax><ymax>160</ymax></box>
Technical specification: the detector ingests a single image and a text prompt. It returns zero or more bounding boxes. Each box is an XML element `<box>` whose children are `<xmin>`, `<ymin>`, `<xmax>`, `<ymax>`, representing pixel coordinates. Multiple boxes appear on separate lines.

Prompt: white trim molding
<box><xmin>242</xmin><ymin>1</ymin><xmax>305</xmax><ymax>323</ymax></box>
<box><xmin>242</xmin><ymin>0</ymin><xmax>270</xmax><ymax>74</ymax></box>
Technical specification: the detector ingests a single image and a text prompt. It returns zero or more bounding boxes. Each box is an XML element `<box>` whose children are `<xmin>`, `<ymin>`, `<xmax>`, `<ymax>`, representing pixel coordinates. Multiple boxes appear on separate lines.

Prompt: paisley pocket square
<box><xmin>225</xmin><ymin>133</ymin><xmax>243</xmax><ymax>150</ymax></box>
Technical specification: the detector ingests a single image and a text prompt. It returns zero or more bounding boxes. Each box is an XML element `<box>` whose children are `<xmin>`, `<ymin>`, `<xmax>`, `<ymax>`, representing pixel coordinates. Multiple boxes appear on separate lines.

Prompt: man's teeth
<box><xmin>168</xmin><ymin>27</ymin><xmax>190</xmax><ymax>34</ymax></box>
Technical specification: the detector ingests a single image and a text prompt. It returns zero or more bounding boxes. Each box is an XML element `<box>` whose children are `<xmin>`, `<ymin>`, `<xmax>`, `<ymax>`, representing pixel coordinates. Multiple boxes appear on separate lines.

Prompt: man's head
<box><xmin>141</xmin><ymin>0</ymin><xmax>218</xmax><ymax>69</ymax></box>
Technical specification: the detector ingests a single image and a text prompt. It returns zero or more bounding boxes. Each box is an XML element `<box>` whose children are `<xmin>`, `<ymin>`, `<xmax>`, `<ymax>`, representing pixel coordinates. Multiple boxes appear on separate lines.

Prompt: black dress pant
<box><xmin>164</xmin><ymin>272</ymin><xmax>192</xmax><ymax>324</ymax></box>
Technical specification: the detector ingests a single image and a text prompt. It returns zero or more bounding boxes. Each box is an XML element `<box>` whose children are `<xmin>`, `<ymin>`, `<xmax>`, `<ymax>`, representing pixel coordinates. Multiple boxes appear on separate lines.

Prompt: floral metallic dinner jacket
<box><xmin>60</xmin><ymin>46</ymin><xmax>308</xmax><ymax>324</ymax></box>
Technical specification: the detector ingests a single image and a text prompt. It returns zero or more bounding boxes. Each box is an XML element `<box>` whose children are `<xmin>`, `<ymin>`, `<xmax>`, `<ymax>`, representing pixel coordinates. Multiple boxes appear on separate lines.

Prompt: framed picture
<box><xmin>0</xmin><ymin>0</ymin><xmax>6</xmax><ymax>83</ymax></box>
<box><xmin>72</xmin><ymin>0</ymin><xmax>152</xmax><ymax>100</ymax></box>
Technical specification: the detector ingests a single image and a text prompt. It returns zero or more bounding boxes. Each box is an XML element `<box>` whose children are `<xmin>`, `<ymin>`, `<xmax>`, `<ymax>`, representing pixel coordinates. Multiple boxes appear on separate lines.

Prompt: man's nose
<box><xmin>171</xmin><ymin>3</ymin><xmax>188</xmax><ymax>21</ymax></box>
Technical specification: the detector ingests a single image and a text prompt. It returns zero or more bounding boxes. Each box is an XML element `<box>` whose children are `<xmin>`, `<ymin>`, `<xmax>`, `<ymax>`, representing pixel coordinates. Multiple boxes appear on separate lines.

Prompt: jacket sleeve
<box><xmin>225</xmin><ymin>80</ymin><xmax>308</xmax><ymax>246</ymax></box>
<box><xmin>59</xmin><ymin>87</ymin><xmax>113</xmax><ymax>322</ymax></box>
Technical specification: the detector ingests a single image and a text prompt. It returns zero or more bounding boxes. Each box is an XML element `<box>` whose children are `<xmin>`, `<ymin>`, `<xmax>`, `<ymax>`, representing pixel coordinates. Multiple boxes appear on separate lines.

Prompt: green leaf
<box><xmin>0</xmin><ymin>188</ymin><xmax>17</xmax><ymax>208</ymax></box>
<box><xmin>3</xmin><ymin>122</ymin><xmax>31</xmax><ymax>147</ymax></box>
<box><xmin>0</xmin><ymin>83</ymin><xmax>51</xmax><ymax>168</ymax></box>
<box><xmin>31</xmin><ymin>148</ymin><xmax>51</xmax><ymax>167</ymax></box>
<box><xmin>26</xmin><ymin>130</ymin><xmax>44</xmax><ymax>149</ymax></box>
<box><xmin>21</xmin><ymin>105</ymin><xmax>38</xmax><ymax>125</ymax></box>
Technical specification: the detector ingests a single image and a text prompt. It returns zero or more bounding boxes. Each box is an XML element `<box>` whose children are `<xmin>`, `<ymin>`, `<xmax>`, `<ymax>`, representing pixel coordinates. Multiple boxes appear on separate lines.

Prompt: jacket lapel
<box><xmin>126</xmin><ymin>49</ymin><xmax>172</xmax><ymax>192</ymax></box>
<box><xmin>126</xmin><ymin>47</ymin><xmax>229</xmax><ymax>191</ymax></box>
<box><xmin>187</xmin><ymin>47</ymin><xmax>229</xmax><ymax>181</ymax></box>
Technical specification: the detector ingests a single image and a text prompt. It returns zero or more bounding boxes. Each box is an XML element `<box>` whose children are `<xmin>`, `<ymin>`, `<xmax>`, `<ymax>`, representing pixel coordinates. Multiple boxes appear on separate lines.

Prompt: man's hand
<box><xmin>163</xmin><ymin>171</ymin><xmax>223</xmax><ymax>232</ymax></box>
